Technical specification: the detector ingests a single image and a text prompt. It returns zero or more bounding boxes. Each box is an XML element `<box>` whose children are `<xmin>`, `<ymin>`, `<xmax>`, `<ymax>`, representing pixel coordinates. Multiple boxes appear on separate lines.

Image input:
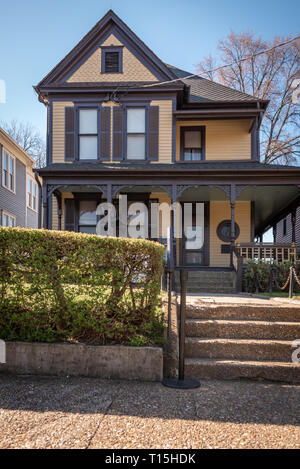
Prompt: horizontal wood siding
<box><xmin>210</xmin><ymin>201</ymin><xmax>251</xmax><ymax>267</ymax></box>
<box><xmin>150</xmin><ymin>100</ymin><xmax>172</xmax><ymax>163</ymax></box>
<box><xmin>176</xmin><ymin>119</ymin><xmax>251</xmax><ymax>161</ymax></box>
<box><xmin>67</xmin><ymin>34</ymin><xmax>159</xmax><ymax>83</ymax></box>
<box><xmin>276</xmin><ymin>207</ymin><xmax>300</xmax><ymax>244</ymax></box>
<box><xmin>52</xmin><ymin>101</ymin><xmax>74</xmax><ymax>163</ymax></box>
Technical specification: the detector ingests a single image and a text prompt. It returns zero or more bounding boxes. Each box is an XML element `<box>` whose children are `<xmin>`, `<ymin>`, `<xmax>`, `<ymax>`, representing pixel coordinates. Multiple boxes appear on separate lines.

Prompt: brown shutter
<box><xmin>148</xmin><ymin>106</ymin><xmax>159</xmax><ymax>161</ymax></box>
<box><xmin>64</xmin><ymin>199</ymin><xmax>75</xmax><ymax>231</ymax></box>
<box><xmin>100</xmin><ymin>107</ymin><xmax>111</xmax><ymax>160</ymax></box>
<box><xmin>65</xmin><ymin>107</ymin><xmax>75</xmax><ymax>161</ymax></box>
<box><xmin>113</xmin><ymin>107</ymin><xmax>123</xmax><ymax>160</ymax></box>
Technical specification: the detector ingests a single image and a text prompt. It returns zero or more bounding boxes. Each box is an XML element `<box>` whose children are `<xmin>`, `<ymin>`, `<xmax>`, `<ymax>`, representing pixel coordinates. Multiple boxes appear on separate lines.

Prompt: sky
<box><xmin>0</xmin><ymin>0</ymin><xmax>299</xmax><ymax>137</ymax></box>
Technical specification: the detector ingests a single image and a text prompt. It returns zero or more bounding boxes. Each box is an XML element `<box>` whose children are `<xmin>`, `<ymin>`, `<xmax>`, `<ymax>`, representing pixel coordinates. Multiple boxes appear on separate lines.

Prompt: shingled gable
<box><xmin>35</xmin><ymin>10</ymin><xmax>177</xmax><ymax>91</ymax></box>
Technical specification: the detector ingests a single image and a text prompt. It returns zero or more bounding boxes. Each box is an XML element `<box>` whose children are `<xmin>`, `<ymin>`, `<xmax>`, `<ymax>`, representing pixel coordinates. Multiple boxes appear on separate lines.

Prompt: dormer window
<box><xmin>101</xmin><ymin>47</ymin><xmax>123</xmax><ymax>74</ymax></box>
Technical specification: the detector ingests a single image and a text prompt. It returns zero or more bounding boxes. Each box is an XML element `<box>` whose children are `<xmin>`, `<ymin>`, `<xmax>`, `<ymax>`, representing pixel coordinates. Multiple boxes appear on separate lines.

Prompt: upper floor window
<box><xmin>2</xmin><ymin>149</ymin><xmax>15</xmax><ymax>192</ymax></box>
<box><xmin>27</xmin><ymin>178</ymin><xmax>37</xmax><ymax>211</ymax></box>
<box><xmin>79</xmin><ymin>109</ymin><xmax>98</xmax><ymax>160</ymax></box>
<box><xmin>101</xmin><ymin>47</ymin><xmax>123</xmax><ymax>74</ymax></box>
<box><xmin>127</xmin><ymin>108</ymin><xmax>146</xmax><ymax>160</ymax></box>
<box><xmin>180</xmin><ymin>126</ymin><xmax>205</xmax><ymax>161</ymax></box>
<box><xmin>2</xmin><ymin>210</ymin><xmax>15</xmax><ymax>227</ymax></box>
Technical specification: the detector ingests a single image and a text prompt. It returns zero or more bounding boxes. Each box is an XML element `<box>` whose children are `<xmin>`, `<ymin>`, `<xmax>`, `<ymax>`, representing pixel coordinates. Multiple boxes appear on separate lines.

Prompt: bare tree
<box><xmin>1</xmin><ymin>119</ymin><xmax>46</xmax><ymax>168</ymax></box>
<box><xmin>197</xmin><ymin>32</ymin><xmax>300</xmax><ymax>164</ymax></box>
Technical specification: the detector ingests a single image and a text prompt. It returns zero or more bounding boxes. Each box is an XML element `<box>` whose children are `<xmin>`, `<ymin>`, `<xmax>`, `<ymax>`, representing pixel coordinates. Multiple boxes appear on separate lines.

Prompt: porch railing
<box><xmin>236</xmin><ymin>243</ymin><xmax>300</xmax><ymax>264</ymax></box>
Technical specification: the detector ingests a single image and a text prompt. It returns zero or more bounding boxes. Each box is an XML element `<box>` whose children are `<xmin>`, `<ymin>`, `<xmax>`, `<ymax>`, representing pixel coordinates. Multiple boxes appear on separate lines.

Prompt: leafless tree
<box><xmin>1</xmin><ymin>119</ymin><xmax>46</xmax><ymax>168</ymax></box>
<box><xmin>197</xmin><ymin>32</ymin><xmax>300</xmax><ymax>165</ymax></box>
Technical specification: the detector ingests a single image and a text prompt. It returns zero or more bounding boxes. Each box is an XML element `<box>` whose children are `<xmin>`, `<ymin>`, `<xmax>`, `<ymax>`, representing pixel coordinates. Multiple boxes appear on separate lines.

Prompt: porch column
<box><xmin>273</xmin><ymin>224</ymin><xmax>277</xmax><ymax>243</ymax></box>
<box><xmin>171</xmin><ymin>184</ymin><xmax>177</xmax><ymax>267</ymax></box>
<box><xmin>42</xmin><ymin>183</ymin><xmax>48</xmax><ymax>229</ymax></box>
<box><xmin>291</xmin><ymin>208</ymin><xmax>297</xmax><ymax>243</ymax></box>
<box><xmin>53</xmin><ymin>191</ymin><xmax>62</xmax><ymax>230</ymax></box>
<box><xmin>107</xmin><ymin>184</ymin><xmax>112</xmax><ymax>235</ymax></box>
<box><xmin>230</xmin><ymin>185</ymin><xmax>236</xmax><ymax>267</ymax></box>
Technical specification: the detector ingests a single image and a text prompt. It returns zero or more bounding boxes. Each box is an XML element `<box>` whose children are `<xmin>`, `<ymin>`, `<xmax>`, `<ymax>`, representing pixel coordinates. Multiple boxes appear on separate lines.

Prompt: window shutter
<box><xmin>113</xmin><ymin>107</ymin><xmax>124</xmax><ymax>161</ymax></box>
<box><xmin>148</xmin><ymin>106</ymin><xmax>159</xmax><ymax>161</ymax></box>
<box><xmin>65</xmin><ymin>107</ymin><xmax>75</xmax><ymax>161</ymax></box>
<box><xmin>100</xmin><ymin>107</ymin><xmax>111</xmax><ymax>160</ymax></box>
<box><xmin>64</xmin><ymin>199</ymin><xmax>75</xmax><ymax>231</ymax></box>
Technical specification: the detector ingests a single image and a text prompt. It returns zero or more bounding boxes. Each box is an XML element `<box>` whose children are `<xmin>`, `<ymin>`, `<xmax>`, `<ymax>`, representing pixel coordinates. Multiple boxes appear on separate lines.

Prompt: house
<box><xmin>35</xmin><ymin>10</ymin><xmax>300</xmax><ymax>292</ymax></box>
<box><xmin>274</xmin><ymin>205</ymin><xmax>300</xmax><ymax>245</ymax></box>
<box><xmin>0</xmin><ymin>127</ymin><xmax>40</xmax><ymax>229</ymax></box>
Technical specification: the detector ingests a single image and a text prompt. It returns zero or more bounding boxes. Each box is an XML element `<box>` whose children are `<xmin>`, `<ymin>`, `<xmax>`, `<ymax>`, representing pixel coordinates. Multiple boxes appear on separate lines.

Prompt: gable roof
<box><xmin>36</xmin><ymin>10</ymin><xmax>177</xmax><ymax>90</ymax></box>
<box><xmin>166</xmin><ymin>65</ymin><xmax>259</xmax><ymax>102</ymax></box>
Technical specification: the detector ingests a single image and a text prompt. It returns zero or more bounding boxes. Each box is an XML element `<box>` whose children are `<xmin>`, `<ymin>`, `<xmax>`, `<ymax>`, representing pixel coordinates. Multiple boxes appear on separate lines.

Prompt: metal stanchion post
<box><xmin>163</xmin><ymin>269</ymin><xmax>200</xmax><ymax>389</ymax></box>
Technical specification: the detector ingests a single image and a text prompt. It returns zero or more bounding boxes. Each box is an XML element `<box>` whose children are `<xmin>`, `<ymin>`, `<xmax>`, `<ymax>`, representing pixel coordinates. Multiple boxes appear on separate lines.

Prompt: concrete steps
<box><xmin>185</xmin><ymin>358</ymin><xmax>300</xmax><ymax>383</ymax></box>
<box><xmin>186</xmin><ymin>318</ymin><xmax>300</xmax><ymax>340</ymax></box>
<box><xmin>174</xmin><ymin>270</ymin><xmax>237</xmax><ymax>294</ymax></box>
<box><xmin>184</xmin><ymin>302</ymin><xmax>300</xmax><ymax>383</ymax></box>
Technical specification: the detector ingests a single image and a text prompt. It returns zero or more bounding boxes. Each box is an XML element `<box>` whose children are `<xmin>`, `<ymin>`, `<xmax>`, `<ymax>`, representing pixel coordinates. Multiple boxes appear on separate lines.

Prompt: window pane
<box><xmin>127</xmin><ymin>108</ymin><xmax>145</xmax><ymax>133</ymax></box>
<box><xmin>9</xmin><ymin>157</ymin><xmax>14</xmax><ymax>174</ymax></box>
<box><xmin>79</xmin><ymin>200</ymin><xmax>97</xmax><ymax>225</ymax></box>
<box><xmin>79</xmin><ymin>226</ymin><xmax>97</xmax><ymax>234</ymax></box>
<box><xmin>28</xmin><ymin>179</ymin><xmax>31</xmax><ymax>193</ymax></box>
<box><xmin>184</xmin><ymin>149</ymin><xmax>202</xmax><ymax>161</ymax></box>
<box><xmin>3</xmin><ymin>152</ymin><xmax>8</xmax><ymax>170</ymax></box>
<box><xmin>127</xmin><ymin>135</ymin><xmax>145</xmax><ymax>160</ymax></box>
<box><xmin>184</xmin><ymin>131</ymin><xmax>201</xmax><ymax>148</ymax></box>
<box><xmin>3</xmin><ymin>215</ymin><xmax>8</xmax><ymax>227</ymax></box>
<box><xmin>9</xmin><ymin>174</ymin><xmax>13</xmax><ymax>191</ymax></box>
<box><xmin>105</xmin><ymin>52</ymin><xmax>119</xmax><ymax>73</ymax></box>
<box><xmin>9</xmin><ymin>217</ymin><xmax>14</xmax><ymax>227</ymax></box>
<box><xmin>33</xmin><ymin>183</ymin><xmax>36</xmax><ymax>197</ymax></box>
<box><xmin>79</xmin><ymin>136</ymin><xmax>98</xmax><ymax>160</ymax></box>
<box><xmin>79</xmin><ymin>109</ymin><xmax>97</xmax><ymax>134</ymax></box>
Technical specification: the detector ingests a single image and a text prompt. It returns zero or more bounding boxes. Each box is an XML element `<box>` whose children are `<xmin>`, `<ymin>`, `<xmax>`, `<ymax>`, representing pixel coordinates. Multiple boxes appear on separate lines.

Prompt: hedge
<box><xmin>244</xmin><ymin>259</ymin><xmax>300</xmax><ymax>293</ymax></box>
<box><xmin>0</xmin><ymin>227</ymin><xmax>165</xmax><ymax>345</ymax></box>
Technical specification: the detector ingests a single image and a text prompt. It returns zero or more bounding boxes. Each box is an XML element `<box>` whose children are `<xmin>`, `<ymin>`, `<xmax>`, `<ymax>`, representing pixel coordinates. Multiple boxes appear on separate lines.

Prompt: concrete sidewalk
<box><xmin>0</xmin><ymin>374</ymin><xmax>299</xmax><ymax>449</ymax></box>
<box><xmin>185</xmin><ymin>293</ymin><xmax>300</xmax><ymax>307</ymax></box>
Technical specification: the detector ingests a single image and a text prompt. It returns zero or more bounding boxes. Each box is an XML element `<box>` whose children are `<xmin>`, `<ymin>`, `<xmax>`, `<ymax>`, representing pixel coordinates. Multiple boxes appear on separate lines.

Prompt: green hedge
<box><xmin>244</xmin><ymin>259</ymin><xmax>300</xmax><ymax>293</ymax></box>
<box><xmin>0</xmin><ymin>227</ymin><xmax>165</xmax><ymax>345</ymax></box>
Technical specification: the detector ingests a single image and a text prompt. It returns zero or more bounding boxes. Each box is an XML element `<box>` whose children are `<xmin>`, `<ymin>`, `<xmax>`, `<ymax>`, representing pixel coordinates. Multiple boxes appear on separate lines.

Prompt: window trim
<box><xmin>2</xmin><ymin>210</ymin><xmax>16</xmax><ymax>227</ymax></box>
<box><xmin>180</xmin><ymin>126</ymin><xmax>206</xmax><ymax>162</ymax></box>
<box><xmin>101</xmin><ymin>46</ymin><xmax>123</xmax><ymax>74</ymax></box>
<box><xmin>124</xmin><ymin>104</ymin><xmax>149</xmax><ymax>161</ymax></box>
<box><xmin>2</xmin><ymin>148</ymin><xmax>16</xmax><ymax>193</ymax></box>
<box><xmin>27</xmin><ymin>175</ymin><xmax>38</xmax><ymax>212</ymax></box>
<box><xmin>75</xmin><ymin>105</ymin><xmax>100</xmax><ymax>161</ymax></box>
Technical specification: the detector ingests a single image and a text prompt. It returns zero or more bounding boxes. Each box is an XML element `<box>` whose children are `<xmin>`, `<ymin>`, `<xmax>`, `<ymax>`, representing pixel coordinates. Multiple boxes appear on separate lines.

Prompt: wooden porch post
<box><xmin>42</xmin><ymin>183</ymin><xmax>48</xmax><ymax>229</ymax></box>
<box><xmin>53</xmin><ymin>191</ymin><xmax>62</xmax><ymax>230</ymax></box>
<box><xmin>230</xmin><ymin>185</ymin><xmax>236</xmax><ymax>267</ymax></box>
<box><xmin>171</xmin><ymin>184</ymin><xmax>177</xmax><ymax>267</ymax></box>
<box><xmin>273</xmin><ymin>224</ymin><xmax>277</xmax><ymax>243</ymax></box>
<box><xmin>291</xmin><ymin>208</ymin><xmax>297</xmax><ymax>243</ymax></box>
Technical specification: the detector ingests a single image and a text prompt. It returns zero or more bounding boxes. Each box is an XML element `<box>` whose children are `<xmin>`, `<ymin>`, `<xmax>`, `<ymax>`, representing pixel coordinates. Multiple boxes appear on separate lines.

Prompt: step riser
<box><xmin>185</xmin><ymin>340</ymin><xmax>294</xmax><ymax>361</ymax></box>
<box><xmin>185</xmin><ymin>322</ymin><xmax>300</xmax><ymax>340</ymax></box>
<box><xmin>185</xmin><ymin>362</ymin><xmax>300</xmax><ymax>383</ymax></box>
<box><xmin>186</xmin><ymin>306</ymin><xmax>300</xmax><ymax>322</ymax></box>
<box><xmin>174</xmin><ymin>271</ymin><xmax>237</xmax><ymax>294</ymax></box>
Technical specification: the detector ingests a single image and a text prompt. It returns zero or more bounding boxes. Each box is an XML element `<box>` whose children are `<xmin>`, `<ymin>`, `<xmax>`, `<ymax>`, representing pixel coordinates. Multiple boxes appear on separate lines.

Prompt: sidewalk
<box><xmin>0</xmin><ymin>374</ymin><xmax>299</xmax><ymax>449</ymax></box>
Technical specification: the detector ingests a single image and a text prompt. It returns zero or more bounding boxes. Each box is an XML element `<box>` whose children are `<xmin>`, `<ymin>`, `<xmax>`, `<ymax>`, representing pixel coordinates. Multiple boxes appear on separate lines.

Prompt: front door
<box><xmin>181</xmin><ymin>202</ymin><xmax>209</xmax><ymax>266</ymax></box>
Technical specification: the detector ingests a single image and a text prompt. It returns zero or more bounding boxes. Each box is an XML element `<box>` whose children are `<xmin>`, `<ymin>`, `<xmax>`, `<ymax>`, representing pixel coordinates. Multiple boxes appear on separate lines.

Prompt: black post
<box><xmin>289</xmin><ymin>265</ymin><xmax>294</xmax><ymax>299</ymax></box>
<box><xmin>269</xmin><ymin>264</ymin><xmax>273</xmax><ymax>295</ymax></box>
<box><xmin>163</xmin><ymin>268</ymin><xmax>200</xmax><ymax>390</ymax></box>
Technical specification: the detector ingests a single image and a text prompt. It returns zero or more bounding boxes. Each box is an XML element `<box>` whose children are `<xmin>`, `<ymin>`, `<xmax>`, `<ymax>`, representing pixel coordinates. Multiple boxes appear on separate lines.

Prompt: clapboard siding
<box><xmin>176</xmin><ymin>119</ymin><xmax>252</xmax><ymax>161</ymax></box>
<box><xmin>276</xmin><ymin>207</ymin><xmax>300</xmax><ymax>244</ymax></box>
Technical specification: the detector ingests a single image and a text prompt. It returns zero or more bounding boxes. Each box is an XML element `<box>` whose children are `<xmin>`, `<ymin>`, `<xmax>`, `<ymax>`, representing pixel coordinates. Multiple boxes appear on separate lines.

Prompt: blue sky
<box><xmin>0</xmin><ymin>0</ymin><xmax>299</xmax><ymax>137</ymax></box>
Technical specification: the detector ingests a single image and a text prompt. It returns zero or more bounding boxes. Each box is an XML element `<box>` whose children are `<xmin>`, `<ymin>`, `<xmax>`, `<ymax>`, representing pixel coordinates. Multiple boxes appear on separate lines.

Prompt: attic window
<box><xmin>102</xmin><ymin>47</ymin><xmax>122</xmax><ymax>74</ymax></box>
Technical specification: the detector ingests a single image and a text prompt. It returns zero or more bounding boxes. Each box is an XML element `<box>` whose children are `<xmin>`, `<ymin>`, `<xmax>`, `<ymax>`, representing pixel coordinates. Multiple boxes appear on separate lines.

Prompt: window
<box><xmin>102</xmin><ymin>48</ymin><xmax>122</xmax><ymax>74</ymax></box>
<box><xmin>27</xmin><ymin>178</ymin><xmax>37</xmax><ymax>211</ymax></box>
<box><xmin>78</xmin><ymin>200</ymin><xmax>97</xmax><ymax>234</ymax></box>
<box><xmin>180</xmin><ymin>127</ymin><xmax>205</xmax><ymax>161</ymax></box>
<box><xmin>2</xmin><ymin>211</ymin><xmax>15</xmax><ymax>227</ymax></box>
<box><xmin>79</xmin><ymin>109</ymin><xmax>98</xmax><ymax>160</ymax></box>
<box><xmin>127</xmin><ymin>108</ymin><xmax>146</xmax><ymax>160</ymax></box>
<box><xmin>2</xmin><ymin>149</ymin><xmax>15</xmax><ymax>191</ymax></box>
<box><xmin>283</xmin><ymin>218</ymin><xmax>287</xmax><ymax>236</ymax></box>
<box><xmin>217</xmin><ymin>220</ymin><xmax>240</xmax><ymax>243</ymax></box>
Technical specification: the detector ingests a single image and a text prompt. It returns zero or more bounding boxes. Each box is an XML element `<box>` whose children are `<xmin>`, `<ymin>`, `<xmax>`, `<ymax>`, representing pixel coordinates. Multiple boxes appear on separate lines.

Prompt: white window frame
<box><xmin>2</xmin><ymin>210</ymin><xmax>16</xmax><ymax>227</ymax></box>
<box><xmin>27</xmin><ymin>176</ymin><xmax>37</xmax><ymax>212</ymax></box>
<box><xmin>2</xmin><ymin>148</ymin><xmax>16</xmax><ymax>193</ymax></box>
